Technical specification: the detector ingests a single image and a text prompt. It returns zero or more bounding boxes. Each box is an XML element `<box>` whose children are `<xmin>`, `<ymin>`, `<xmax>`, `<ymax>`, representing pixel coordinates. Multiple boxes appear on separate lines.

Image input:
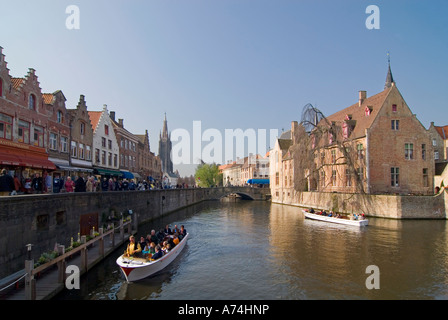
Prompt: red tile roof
<box><xmin>11</xmin><ymin>77</ymin><xmax>24</xmax><ymax>90</ymax></box>
<box><xmin>435</xmin><ymin>126</ymin><xmax>448</xmax><ymax>140</ymax></box>
<box><xmin>88</xmin><ymin>111</ymin><xmax>102</xmax><ymax>131</ymax></box>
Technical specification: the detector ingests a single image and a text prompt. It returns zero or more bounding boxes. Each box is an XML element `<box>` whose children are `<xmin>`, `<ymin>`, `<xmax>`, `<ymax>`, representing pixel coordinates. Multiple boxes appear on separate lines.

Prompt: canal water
<box><xmin>56</xmin><ymin>200</ymin><xmax>448</xmax><ymax>300</ymax></box>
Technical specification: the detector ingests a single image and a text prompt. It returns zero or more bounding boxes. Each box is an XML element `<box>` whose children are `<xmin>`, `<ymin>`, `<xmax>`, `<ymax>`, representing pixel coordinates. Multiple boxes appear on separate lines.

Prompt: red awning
<box><xmin>0</xmin><ymin>145</ymin><xmax>56</xmax><ymax>170</ymax></box>
<box><xmin>0</xmin><ymin>153</ymin><xmax>21</xmax><ymax>166</ymax></box>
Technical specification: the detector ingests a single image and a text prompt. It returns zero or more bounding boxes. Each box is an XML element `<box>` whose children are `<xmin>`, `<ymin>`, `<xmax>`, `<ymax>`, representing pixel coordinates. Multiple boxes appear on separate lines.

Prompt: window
<box><xmin>95</xmin><ymin>148</ymin><xmax>100</xmax><ymax>163</ymax></box>
<box><xmin>435</xmin><ymin>151</ymin><xmax>439</xmax><ymax>161</ymax></box>
<box><xmin>18</xmin><ymin>120</ymin><xmax>30</xmax><ymax>143</ymax></box>
<box><xmin>71</xmin><ymin>141</ymin><xmax>77</xmax><ymax>157</ymax></box>
<box><xmin>57</xmin><ymin>111</ymin><xmax>63</xmax><ymax>123</ymax></box>
<box><xmin>332</xmin><ymin>170</ymin><xmax>337</xmax><ymax>186</ymax></box>
<box><xmin>80</xmin><ymin>122</ymin><xmax>85</xmax><ymax>135</ymax></box>
<box><xmin>432</xmin><ymin>138</ymin><xmax>437</xmax><ymax>147</ymax></box>
<box><xmin>357</xmin><ymin>168</ymin><xmax>364</xmax><ymax>181</ymax></box>
<box><xmin>101</xmin><ymin>137</ymin><xmax>106</xmax><ymax>148</ymax></box>
<box><xmin>320</xmin><ymin>171</ymin><xmax>326</xmax><ymax>187</ymax></box>
<box><xmin>392</xmin><ymin>104</ymin><xmax>397</xmax><ymax>112</ymax></box>
<box><xmin>0</xmin><ymin>113</ymin><xmax>12</xmax><ymax>140</ymax></box>
<box><xmin>86</xmin><ymin>145</ymin><xmax>91</xmax><ymax>160</ymax></box>
<box><xmin>49</xmin><ymin>133</ymin><xmax>58</xmax><ymax>150</ymax></box>
<box><xmin>104</xmin><ymin>125</ymin><xmax>109</xmax><ymax>135</ymax></box>
<box><xmin>275</xmin><ymin>172</ymin><xmax>279</xmax><ymax>185</ymax></box>
<box><xmin>422</xmin><ymin>144</ymin><xmax>426</xmax><ymax>160</ymax></box>
<box><xmin>108</xmin><ymin>139</ymin><xmax>112</xmax><ymax>150</ymax></box>
<box><xmin>60</xmin><ymin>136</ymin><xmax>68</xmax><ymax>152</ymax></box>
<box><xmin>101</xmin><ymin>150</ymin><xmax>106</xmax><ymax>165</ymax></box>
<box><xmin>79</xmin><ymin>143</ymin><xmax>84</xmax><ymax>159</ymax></box>
<box><xmin>423</xmin><ymin>168</ymin><xmax>429</xmax><ymax>188</ymax></box>
<box><xmin>331</xmin><ymin>150</ymin><xmax>336</xmax><ymax>163</ymax></box>
<box><xmin>108</xmin><ymin>152</ymin><xmax>112</xmax><ymax>166</ymax></box>
<box><xmin>391</xmin><ymin>167</ymin><xmax>399</xmax><ymax>187</ymax></box>
<box><xmin>345</xmin><ymin>168</ymin><xmax>352</xmax><ymax>187</ymax></box>
<box><xmin>357</xmin><ymin>144</ymin><xmax>364</xmax><ymax>160</ymax></box>
<box><xmin>29</xmin><ymin>94</ymin><xmax>36</xmax><ymax>110</ymax></box>
<box><xmin>391</xmin><ymin>120</ymin><xmax>399</xmax><ymax>130</ymax></box>
<box><xmin>365</xmin><ymin>106</ymin><xmax>372</xmax><ymax>116</ymax></box>
<box><xmin>33</xmin><ymin>126</ymin><xmax>44</xmax><ymax>147</ymax></box>
<box><xmin>405</xmin><ymin>143</ymin><xmax>414</xmax><ymax>160</ymax></box>
<box><xmin>114</xmin><ymin>154</ymin><xmax>118</xmax><ymax>167</ymax></box>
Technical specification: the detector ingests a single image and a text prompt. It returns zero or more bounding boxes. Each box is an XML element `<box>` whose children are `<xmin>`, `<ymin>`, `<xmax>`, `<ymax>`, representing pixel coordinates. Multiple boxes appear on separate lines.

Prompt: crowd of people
<box><xmin>307</xmin><ymin>208</ymin><xmax>365</xmax><ymax>220</ymax></box>
<box><xmin>0</xmin><ymin>169</ymin><xmax>196</xmax><ymax>196</ymax></box>
<box><xmin>124</xmin><ymin>224</ymin><xmax>187</xmax><ymax>261</ymax></box>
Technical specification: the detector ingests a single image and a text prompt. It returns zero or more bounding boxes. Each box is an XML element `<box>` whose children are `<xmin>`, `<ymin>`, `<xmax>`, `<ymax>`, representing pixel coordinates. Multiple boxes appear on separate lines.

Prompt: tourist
<box><xmin>125</xmin><ymin>235</ymin><xmax>142</xmax><ymax>257</ymax></box>
<box><xmin>139</xmin><ymin>236</ymin><xmax>146</xmax><ymax>249</ymax></box>
<box><xmin>180</xmin><ymin>225</ymin><xmax>187</xmax><ymax>239</ymax></box>
<box><xmin>86</xmin><ymin>177</ymin><xmax>94</xmax><ymax>192</ymax></box>
<box><xmin>13</xmin><ymin>174</ymin><xmax>22</xmax><ymax>195</ymax></box>
<box><xmin>64</xmin><ymin>176</ymin><xmax>75</xmax><ymax>192</ymax></box>
<box><xmin>142</xmin><ymin>242</ymin><xmax>151</xmax><ymax>258</ymax></box>
<box><xmin>173</xmin><ymin>234</ymin><xmax>180</xmax><ymax>246</ymax></box>
<box><xmin>173</xmin><ymin>225</ymin><xmax>180</xmax><ymax>234</ymax></box>
<box><xmin>149</xmin><ymin>242</ymin><xmax>156</xmax><ymax>255</ymax></box>
<box><xmin>32</xmin><ymin>173</ymin><xmax>43</xmax><ymax>193</ymax></box>
<box><xmin>151</xmin><ymin>245</ymin><xmax>163</xmax><ymax>260</ymax></box>
<box><xmin>101</xmin><ymin>178</ymin><xmax>108</xmax><ymax>192</ymax></box>
<box><xmin>150</xmin><ymin>229</ymin><xmax>158</xmax><ymax>244</ymax></box>
<box><xmin>75</xmin><ymin>176</ymin><xmax>86</xmax><ymax>192</ymax></box>
<box><xmin>163</xmin><ymin>224</ymin><xmax>172</xmax><ymax>235</ymax></box>
<box><xmin>0</xmin><ymin>169</ymin><xmax>14</xmax><ymax>196</ymax></box>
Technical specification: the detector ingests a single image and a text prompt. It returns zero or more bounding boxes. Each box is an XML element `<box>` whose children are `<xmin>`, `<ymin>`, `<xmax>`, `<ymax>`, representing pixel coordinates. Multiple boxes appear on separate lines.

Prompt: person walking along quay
<box><xmin>0</xmin><ymin>169</ymin><xmax>14</xmax><ymax>196</ymax></box>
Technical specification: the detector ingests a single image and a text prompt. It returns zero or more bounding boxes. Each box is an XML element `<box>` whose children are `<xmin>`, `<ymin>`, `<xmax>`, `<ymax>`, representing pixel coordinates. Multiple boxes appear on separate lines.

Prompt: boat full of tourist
<box><xmin>116</xmin><ymin>227</ymin><xmax>189</xmax><ymax>282</ymax></box>
<box><xmin>302</xmin><ymin>209</ymin><xmax>369</xmax><ymax>227</ymax></box>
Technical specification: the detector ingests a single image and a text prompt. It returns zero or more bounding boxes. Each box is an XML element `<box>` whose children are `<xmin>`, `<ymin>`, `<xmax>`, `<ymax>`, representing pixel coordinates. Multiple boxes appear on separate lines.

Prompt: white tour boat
<box><xmin>302</xmin><ymin>210</ymin><xmax>369</xmax><ymax>227</ymax></box>
<box><xmin>116</xmin><ymin>233</ymin><xmax>189</xmax><ymax>282</ymax></box>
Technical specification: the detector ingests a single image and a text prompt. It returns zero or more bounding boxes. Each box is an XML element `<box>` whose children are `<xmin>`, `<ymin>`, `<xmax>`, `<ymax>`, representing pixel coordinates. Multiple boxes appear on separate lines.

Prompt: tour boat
<box><xmin>302</xmin><ymin>210</ymin><xmax>369</xmax><ymax>227</ymax></box>
<box><xmin>116</xmin><ymin>233</ymin><xmax>189</xmax><ymax>282</ymax></box>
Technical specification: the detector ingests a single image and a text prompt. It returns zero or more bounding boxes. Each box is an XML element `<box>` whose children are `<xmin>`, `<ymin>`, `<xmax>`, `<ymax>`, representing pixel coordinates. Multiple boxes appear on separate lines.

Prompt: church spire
<box><xmin>162</xmin><ymin>112</ymin><xmax>168</xmax><ymax>139</ymax></box>
<box><xmin>384</xmin><ymin>52</ymin><xmax>394</xmax><ymax>89</ymax></box>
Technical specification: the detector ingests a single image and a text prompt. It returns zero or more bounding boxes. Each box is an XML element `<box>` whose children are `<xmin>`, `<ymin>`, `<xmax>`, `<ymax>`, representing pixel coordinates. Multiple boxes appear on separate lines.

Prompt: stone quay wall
<box><xmin>0</xmin><ymin>187</ymin><xmax>265</xmax><ymax>279</ymax></box>
<box><xmin>274</xmin><ymin>189</ymin><xmax>448</xmax><ymax>219</ymax></box>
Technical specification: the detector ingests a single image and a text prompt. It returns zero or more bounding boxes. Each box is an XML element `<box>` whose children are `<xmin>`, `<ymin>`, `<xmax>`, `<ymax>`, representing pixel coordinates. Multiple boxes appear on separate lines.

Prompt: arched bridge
<box><xmin>203</xmin><ymin>186</ymin><xmax>271</xmax><ymax>201</ymax></box>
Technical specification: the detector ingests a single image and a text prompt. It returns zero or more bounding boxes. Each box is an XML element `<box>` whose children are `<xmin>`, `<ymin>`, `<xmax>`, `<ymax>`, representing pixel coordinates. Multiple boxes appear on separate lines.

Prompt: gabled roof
<box><xmin>88</xmin><ymin>111</ymin><xmax>102</xmax><ymax>131</ymax></box>
<box><xmin>320</xmin><ymin>87</ymin><xmax>391</xmax><ymax>140</ymax></box>
<box><xmin>435</xmin><ymin>125</ymin><xmax>448</xmax><ymax>140</ymax></box>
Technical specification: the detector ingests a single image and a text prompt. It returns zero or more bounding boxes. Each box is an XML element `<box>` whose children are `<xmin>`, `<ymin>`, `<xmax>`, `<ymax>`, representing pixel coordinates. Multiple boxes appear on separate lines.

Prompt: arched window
<box><xmin>29</xmin><ymin>94</ymin><xmax>36</xmax><ymax>110</ymax></box>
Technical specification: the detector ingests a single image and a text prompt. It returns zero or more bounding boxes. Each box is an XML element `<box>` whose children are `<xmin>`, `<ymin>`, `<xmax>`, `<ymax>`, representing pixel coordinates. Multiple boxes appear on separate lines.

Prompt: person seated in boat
<box><xmin>142</xmin><ymin>241</ymin><xmax>151</xmax><ymax>258</ymax></box>
<box><xmin>173</xmin><ymin>234</ymin><xmax>180</xmax><ymax>246</ymax></box>
<box><xmin>353</xmin><ymin>213</ymin><xmax>358</xmax><ymax>220</ymax></box>
<box><xmin>151</xmin><ymin>245</ymin><xmax>164</xmax><ymax>260</ymax></box>
<box><xmin>359</xmin><ymin>214</ymin><xmax>365</xmax><ymax>220</ymax></box>
<box><xmin>173</xmin><ymin>225</ymin><xmax>180</xmax><ymax>234</ymax></box>
<box><xmin>125</xmin><ymin>235</ymin><xmax>142</xmax><ymax>257</ymax></box>
<box><xmin>309</xmin><ymin>208</ymin><xmax>315</xmax><ymax>213</ymax></box>
<box><xmin>150</xmin><ymin>229</ymin><xmax>159</xmax><ymax>244</ymax></box>
<box><xmin>164</xmin><ymin>243</ymin><xmax>172</xmax><ymax>254</ymax></box>
<box><xmin>156</xmin><ymin>229</ymin><xmax>165</xmax><ymax>243</ymax></box>
<box><xmin>163</xmin><ymin>224</ymin><xmax>172</xmax><ymax>235</ymax></box>
<box><xmin>322</xmin><ymin>210</ymin><xmax>327</xmax><ymax>216</ymax></box>
<box><xmin>139</xmin><ymin>236</ymin><xmax>146</xmax><ymax>248</ymax></box>
<box><xmin>180</xmin><ymin>225</ymin><xmax>187</xmax><ymax>239</ymax></box>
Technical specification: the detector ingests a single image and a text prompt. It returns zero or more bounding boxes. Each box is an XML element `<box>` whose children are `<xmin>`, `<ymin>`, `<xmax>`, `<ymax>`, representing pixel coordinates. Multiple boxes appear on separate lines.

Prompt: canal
<box><xmin>55</xmin><ymin>200</ymin><xmax>448</xmax><ymax>300</ymax></box>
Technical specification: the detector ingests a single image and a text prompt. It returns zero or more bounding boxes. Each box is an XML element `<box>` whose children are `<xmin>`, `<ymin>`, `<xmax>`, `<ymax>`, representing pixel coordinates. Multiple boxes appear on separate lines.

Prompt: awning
<box><xmin>121</xmin><ymin>170</ymin><xmax>134</xmax><ymax>179</ymax></box>
<box><xmin>94</xmin><ymin>168</ymin><xmax>121</xmax><ymax>176</ymax></box>
<box><xmin>0</xmin><ymin>142</ymin><xmax>56</xmax><ymax>170</ymax></box>
<box><xmin>132</xmin><ymin>172</ymin><xmax>141</xmax><ymax>180</ymax></box>
<box><xmin>0</xmin><ymin>153</ymin><xmax>21</xmax><ymax>166</ymax></box>
<box><xmin>247</xmin><ymin>179</ymin><xmax>270</xmax><ymax>184</ymax></box>
<box><xmin>56</xmin><ymin>165</ymin><xmax>93</xmax><ymax>173</ymax></box>
<box><xmin>21</xmin><ymin>156</ymin><xmax>56</xmax><ymax>170</ymax></box>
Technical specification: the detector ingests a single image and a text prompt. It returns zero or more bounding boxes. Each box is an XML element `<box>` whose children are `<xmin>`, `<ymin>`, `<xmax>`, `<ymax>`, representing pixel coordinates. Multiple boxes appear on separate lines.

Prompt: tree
<box><xmin>195</xmin><ymin>162</ymin><xmax>223</xmax><ymax>188</ymax></box>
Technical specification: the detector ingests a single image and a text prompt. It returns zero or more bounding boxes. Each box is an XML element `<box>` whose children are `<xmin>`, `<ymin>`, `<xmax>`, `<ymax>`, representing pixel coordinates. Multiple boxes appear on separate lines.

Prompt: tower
<box><xmin>158</xmin><ymin>113</ymin><xmax>174</xmax><ymax>175</ymax></box>
<box><xmin>384</xmin><ymin>52</ymin><xmax>395</xmax><ymax>89</ymax></box>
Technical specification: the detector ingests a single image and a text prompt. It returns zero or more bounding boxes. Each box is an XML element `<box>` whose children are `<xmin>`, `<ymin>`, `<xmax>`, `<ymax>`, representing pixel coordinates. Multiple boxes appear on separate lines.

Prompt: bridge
<box><xmin>205</xmin><ymin>186</ymin><xmax>270</xmax><ymax>201</ymax></box>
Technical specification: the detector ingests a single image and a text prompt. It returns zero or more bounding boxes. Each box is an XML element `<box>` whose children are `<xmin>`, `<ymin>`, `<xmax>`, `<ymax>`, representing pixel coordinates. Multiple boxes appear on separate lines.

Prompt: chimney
<box><xmin>110</xmin><ymin>111</ymin><xmax>115</xmax><ymax>121</ymax></box>
<box><xmin>359</xmin><ymin>91</ymin><xmax>367</xmax><ymax>107</ymax></box>
<box><xmin>118</xmin><ymin>119</ymin><xmax>124</xmax><ymax>127</ymax></box>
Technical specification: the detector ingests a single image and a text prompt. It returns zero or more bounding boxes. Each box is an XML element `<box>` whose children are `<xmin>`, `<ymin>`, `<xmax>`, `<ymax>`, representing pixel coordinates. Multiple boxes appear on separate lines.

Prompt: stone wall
<box><xmin>274</xmin><ymin>189</ymin><xmax>447</xmax><ymax>219</ymax></box>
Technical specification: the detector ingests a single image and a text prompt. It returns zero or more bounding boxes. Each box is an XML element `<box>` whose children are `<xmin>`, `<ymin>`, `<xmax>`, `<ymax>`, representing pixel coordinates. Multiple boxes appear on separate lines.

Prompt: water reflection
<box><xmin>56</xmin><ymin>201</ymin><xmax>448</xmax><ymax>300</ymax></box>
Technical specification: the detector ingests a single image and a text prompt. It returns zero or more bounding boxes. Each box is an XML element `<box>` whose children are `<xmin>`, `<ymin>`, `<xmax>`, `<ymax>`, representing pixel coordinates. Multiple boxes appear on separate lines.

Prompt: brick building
<box><xmin>0</xmin><ymin>46</ymin><xmax>56</xmax><ymax>191</ymax></box>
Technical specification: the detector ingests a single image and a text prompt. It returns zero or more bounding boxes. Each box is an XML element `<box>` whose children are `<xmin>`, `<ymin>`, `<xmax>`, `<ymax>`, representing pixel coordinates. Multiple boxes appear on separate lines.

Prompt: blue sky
<box><xmin>1</xmin><ymin>0</ymin><xmax>447</xmax><ymax>176</ymax></box>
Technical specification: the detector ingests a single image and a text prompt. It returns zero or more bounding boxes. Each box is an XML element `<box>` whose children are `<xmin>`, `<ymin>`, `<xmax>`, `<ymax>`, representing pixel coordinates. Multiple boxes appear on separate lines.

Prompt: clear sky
<box><xmin>1</xmin><ymin>0</ymin><xmax>447</xmax><ymax>176</ymax></box>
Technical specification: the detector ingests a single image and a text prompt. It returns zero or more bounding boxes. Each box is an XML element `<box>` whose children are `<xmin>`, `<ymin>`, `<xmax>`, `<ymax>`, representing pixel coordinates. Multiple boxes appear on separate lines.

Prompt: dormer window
<box><xmin>365</xmin><ymin>106</ymin><xmax>372</xmax><ymax>116</ymax></box>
